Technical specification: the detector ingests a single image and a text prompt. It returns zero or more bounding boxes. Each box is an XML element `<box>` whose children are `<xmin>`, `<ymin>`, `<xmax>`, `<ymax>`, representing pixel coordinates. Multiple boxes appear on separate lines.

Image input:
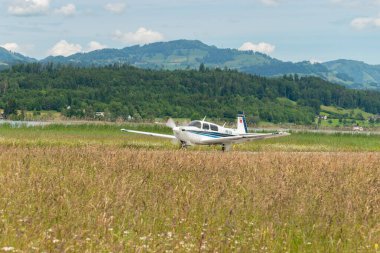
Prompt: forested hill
<box><xmin>2</xmin><ymin>40</ymin><xmax>380</xmax><ymax>90</ymax></box>
<box><xmin>39</xmin><ymin>40</ymin><xmax>380</xmax><ymax>90</ymax></box>
<box><xmin>1</xmin><ymin>63</ymin><xmax>380</xmax><ymax>124</ymax></box>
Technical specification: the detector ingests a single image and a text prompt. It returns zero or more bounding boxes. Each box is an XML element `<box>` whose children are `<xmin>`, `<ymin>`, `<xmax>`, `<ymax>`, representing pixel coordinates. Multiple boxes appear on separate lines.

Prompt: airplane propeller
<box><xmin>165</xmin><ymin>118</ymin><xmax>181</xmax><ymax>145</ymax></box>
<box><xmin>166</xmin><ymin>118</ymin><xmax>176</xmax><ymax>129</ymax></box>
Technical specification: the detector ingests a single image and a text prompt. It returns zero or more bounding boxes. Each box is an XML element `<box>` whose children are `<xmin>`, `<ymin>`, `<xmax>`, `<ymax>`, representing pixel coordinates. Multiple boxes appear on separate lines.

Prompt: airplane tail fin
<box><xmin>237</xmin><ymin>114</ymin><xmax>248</xmax><ymax>134</ymax></box>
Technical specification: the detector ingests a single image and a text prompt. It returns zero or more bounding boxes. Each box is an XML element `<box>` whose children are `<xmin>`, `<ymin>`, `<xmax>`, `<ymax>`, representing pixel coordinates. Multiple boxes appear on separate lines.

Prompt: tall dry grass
<box><xmin>0</xmin><ymin>147</ymin><xmax>379</xmax><ymax>252</ymax></box>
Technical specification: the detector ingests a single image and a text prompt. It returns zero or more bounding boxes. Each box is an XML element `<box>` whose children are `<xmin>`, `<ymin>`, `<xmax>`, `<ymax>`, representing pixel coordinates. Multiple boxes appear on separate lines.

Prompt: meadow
<box><xmin>0</xmin><ymin>124</ymin><xmax>379</xmax><ymax>252</ymax></box>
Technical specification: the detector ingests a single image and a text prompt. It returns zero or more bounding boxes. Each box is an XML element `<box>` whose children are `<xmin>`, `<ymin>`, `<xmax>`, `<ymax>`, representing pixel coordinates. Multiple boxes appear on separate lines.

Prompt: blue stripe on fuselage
<box><xmin>188</xmin><ymin>130</ymin><xmax>234</xmax><ymax>138</ymax></box>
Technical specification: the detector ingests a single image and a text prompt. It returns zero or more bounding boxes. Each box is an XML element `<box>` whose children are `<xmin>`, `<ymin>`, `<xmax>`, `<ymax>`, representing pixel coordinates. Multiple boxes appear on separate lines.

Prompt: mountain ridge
<box><xmin>0</xmin><ymin>47</ymin><xmax>36</xmax><ymax>70</ymax></box>
<box><xmin>1</xmin><ymin>40</ymin><xmax>380</xmax><ymax>90</ymax></box>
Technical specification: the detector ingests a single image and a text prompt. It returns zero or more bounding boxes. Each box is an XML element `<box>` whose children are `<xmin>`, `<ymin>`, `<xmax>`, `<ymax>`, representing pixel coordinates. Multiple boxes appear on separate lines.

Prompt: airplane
<box><xmin>121</xmin><ymin>114</ymin><xmax>290</xmax><ymax>151</ymax></box>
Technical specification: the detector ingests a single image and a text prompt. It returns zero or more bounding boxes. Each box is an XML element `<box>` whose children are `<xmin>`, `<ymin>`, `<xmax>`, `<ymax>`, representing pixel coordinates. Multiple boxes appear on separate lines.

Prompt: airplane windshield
<box><xmin>188</xmin><ymin>121</ymin><xmax>201</xmax><ymax>129</ymax></box>
<box><xmin>210</xmin><ymin>124</ymin><xmax>218</xmax><ymax>131</ymax></box>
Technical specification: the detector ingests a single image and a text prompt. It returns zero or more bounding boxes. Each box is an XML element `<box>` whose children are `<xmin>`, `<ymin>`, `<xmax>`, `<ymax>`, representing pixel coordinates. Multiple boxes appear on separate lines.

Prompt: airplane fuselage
<box><xmin>173</xmin><ymin>120</ymin><xmax>239</xmax><ymax>146</ymax></box>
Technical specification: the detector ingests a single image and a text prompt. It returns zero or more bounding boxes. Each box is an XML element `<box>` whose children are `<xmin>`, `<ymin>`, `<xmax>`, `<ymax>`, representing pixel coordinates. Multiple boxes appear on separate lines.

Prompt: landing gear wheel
<box><xmin>180</xmin><ymin>141</ymin><xmax>187</xmax><ymax>150</ymax></box>
<box><xmin>222</xmin><ymin>144</ymin><xmax>232</xmax><ymax>152</ymax></box>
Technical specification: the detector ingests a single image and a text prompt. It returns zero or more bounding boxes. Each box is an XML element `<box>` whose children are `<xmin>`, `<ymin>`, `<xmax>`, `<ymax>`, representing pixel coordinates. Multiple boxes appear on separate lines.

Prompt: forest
<box><xmin>1</xmin><ymin>63</ymin><xmax>380</xmax><ymax>124</ymax></box>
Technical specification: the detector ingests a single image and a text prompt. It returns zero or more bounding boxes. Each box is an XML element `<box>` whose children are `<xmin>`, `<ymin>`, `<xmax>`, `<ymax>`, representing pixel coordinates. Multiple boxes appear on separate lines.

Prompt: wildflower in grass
<box><xmin>200</xmin><ymin>239</ymin><xmax>208</xmax><ymax>251</ymax></box>
<box><xmin>1</xmin><ymin>247</ymin><xmax>14</xmax><ymax>252</ymax></box>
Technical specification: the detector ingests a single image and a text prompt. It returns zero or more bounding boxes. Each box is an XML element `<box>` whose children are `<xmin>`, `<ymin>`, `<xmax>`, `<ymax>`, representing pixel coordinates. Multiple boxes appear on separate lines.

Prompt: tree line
<box><xmin>0</xmin><ymin>63</ymin><xmax>380</xmax><ymax>124</ymax></box>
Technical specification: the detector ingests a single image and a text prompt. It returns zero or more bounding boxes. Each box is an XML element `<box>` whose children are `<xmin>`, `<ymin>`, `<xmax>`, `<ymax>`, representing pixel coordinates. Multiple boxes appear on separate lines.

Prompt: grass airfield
<box><xmin>0</xmin><ymin>124</ymin><xmax>379</xmax><ymax>252</ymax></box>
<box><xmin>1</xmin><ymin>123</ymin><xmax>380</xmax><ymax>152</ymax></box>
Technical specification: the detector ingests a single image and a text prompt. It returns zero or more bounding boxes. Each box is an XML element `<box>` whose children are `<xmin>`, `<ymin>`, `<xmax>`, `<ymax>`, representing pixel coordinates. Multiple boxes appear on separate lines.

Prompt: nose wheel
<box><xmin>180</xmin><ymin>141</ymin><xmax>188</xmax><ymax>149</ymax></box>
<box><xmin>222</xmin><ymin>144</ymin><xmax>232</xmax><ymax>152</ymax></box>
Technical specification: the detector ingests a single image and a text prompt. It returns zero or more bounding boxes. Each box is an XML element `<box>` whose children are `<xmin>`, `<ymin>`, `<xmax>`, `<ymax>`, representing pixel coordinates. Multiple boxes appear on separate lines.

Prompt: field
<box><xmin>318</xmin><ymin>106</ymin><xmax>380</xmax><ymax>129</ymax></box>
<box><xmin>0</xmin><ymin>124</ymin><xmax>379</xmax><ymax>252</ymax></box>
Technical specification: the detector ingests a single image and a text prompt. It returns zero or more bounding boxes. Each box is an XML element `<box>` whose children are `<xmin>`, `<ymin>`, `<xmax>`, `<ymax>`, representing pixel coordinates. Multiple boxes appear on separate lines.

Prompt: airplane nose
<box><xmin>173</xmin><ymin>127</ymin><xmax>180</xmax><ymax>133</ymax></box>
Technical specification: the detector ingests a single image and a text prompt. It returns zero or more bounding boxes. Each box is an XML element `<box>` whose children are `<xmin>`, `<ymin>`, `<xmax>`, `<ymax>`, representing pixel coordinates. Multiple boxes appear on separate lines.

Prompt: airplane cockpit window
<box><xmin>188</xmin><ymin>121</ymin><xmax>201</xmax><ymax>129</ymax></box>
<box><xmin>203</xmin><ymin>123</ymin><xmax>210</xmax><ymax>130</ymax></box>
<box><xmin>210</xmin><ymin>124</ymin><xmax>218</xmax><ymax>131</ymax></box>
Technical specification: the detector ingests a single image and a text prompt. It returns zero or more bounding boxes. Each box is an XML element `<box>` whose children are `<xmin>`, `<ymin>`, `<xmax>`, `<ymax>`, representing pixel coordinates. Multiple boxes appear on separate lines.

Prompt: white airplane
<box><xmin>121</xmin><ymin>114</ymin><xmax>290</xmax><ymax>151</ymax></box>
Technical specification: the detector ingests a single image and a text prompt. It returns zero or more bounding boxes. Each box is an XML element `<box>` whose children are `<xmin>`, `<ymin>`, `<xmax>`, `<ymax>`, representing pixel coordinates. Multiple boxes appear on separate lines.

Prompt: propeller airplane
<box><xmin>121</xmin><ymin>114</ymin><xmax>290</xmax><ymax>151</ymax></box>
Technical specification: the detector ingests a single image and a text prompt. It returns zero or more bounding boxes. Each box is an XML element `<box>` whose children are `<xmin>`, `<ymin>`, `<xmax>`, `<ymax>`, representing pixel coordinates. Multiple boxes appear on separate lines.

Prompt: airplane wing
<box><xmin>121</xmin><ymin>129</ymin><xmax>177</xmax><ymax>139</ymax></box>
<box><xmin>233</xmin><ymin>132</ymin><xmax>290</xmax><ymax>144</ymax></box>
<box><xmin>200</xmin><ymin>132</ymin><xmax>290</xmax><ymax>145</ymax></box>
<box><xmin>199</xmin><ymin>135</ymin><xmax>244</xmax><ymax>145</ymax></box>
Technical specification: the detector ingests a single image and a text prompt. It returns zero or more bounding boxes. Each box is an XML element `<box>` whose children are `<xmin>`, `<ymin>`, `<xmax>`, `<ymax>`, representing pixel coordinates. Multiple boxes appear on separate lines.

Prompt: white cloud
<box><xmin>47</xmin><ymin>41</ymin><xmax>107</xmax><ymax>56</ymax></box>
<box><xmin>48</xmin><ymin>40</ymin><xmax>82</xmax><ymax>56</ymax></box>
<box><xmin>85</xmin><ymin>41</ymin><xmax>107</xmax><ymax>52</ymax></box>
<box><xmin>105</xmin><ymin>2</ymin><xmax>126</xmax><ymax>14</ymax></box>
<box><xmin>8</xmin><ymin>0</ymin><xmax>51</xmax><ymax>16</ymax></box>
<box><xmin>260</xmin><ymin>0</ymin><xmax>280</xmax><ymax>6</ymax></box>
<box><xmin>0</xmin><ymin>43</ymin><xmax>21</xmax><ymax>52</ymax></box>
<box><xmin>351</xmin><ymin>16</ymin><xmax>380</xmax><ymax>29</ymax></box>
<box><xmin>309</xmin><ymin>59</ymin><xmax>321</xmax><ymax>64</ymax></box>
<box><xmin>238</xmin><ymin>42</ymin><xmax>276</xmax><ymax>54</ymax></box>
<box><xmin>113</xmin><ymin>27</ymin><xmax>164</xmax><ymax>45</ymax></box>
<box><xmin>54</xmin><ymin>4</ymin><xmax>76</xmax><ymax>16</ymax></box>
<box><xmin>0</xmin><ymin>43</ymin><xmax>33</xmax><ymax>55</ymax></box>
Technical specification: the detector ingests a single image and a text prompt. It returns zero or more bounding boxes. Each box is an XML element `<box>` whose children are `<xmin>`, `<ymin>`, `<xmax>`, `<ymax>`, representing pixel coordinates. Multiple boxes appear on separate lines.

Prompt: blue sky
<box><xmin>0</xmin><ymin>0</ymin><xmax>380</xmax><ymax>64</ymax></box>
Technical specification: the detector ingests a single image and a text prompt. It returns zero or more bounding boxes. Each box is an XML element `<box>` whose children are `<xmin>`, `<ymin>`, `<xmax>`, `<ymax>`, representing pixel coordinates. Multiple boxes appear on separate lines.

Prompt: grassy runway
<box><xmin>1</xmin><ymin>123</ymin><xmax>380</xmax><ymax>151</ymax></box>
<box><xmin>0</xmin><ymin>124</ymin><xmax>379</xmax><ymax>252</ymax></box>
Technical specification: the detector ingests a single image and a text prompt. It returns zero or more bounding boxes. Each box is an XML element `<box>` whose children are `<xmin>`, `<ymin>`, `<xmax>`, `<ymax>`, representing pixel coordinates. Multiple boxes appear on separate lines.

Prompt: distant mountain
<box><xmin>3</xmin><ymin>40</ymin><xmax>380</xmax><ymax>90</ymax></box>
<box><xmin>41</xmin><ymin>40</ymin><xmax>278</xmax><ymax>70</ymax></box>
<box><xmin>41</xmin><ymin>40</ymin><xmax>329</xmax><ymax>75</ymax></box>
<box><xmin>322</xmin><ymin>60</ymin><xmax>380</xmax><ymax>90</ymax></box>
<box><xmin>40</xmin><ymin>40</ymin><xmax>380</xmax><ymax>90</ymax></box>
<box><xmin>0</xmin><ymin>47</ymin><xmax>36</xmax><ymax>70</ymax></box>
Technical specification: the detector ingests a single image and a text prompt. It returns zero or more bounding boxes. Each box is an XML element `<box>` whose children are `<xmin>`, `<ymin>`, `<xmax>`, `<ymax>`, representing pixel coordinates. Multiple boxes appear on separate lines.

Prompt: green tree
<box><xmin>3</xmin><ymin>98</ymin><xmax>17</xmax><ymax>118</ymax></box>
<box><xmin>199</xmin><ymin>63</ymin><xmax>205</xmax><ymax>72</ymax></box>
